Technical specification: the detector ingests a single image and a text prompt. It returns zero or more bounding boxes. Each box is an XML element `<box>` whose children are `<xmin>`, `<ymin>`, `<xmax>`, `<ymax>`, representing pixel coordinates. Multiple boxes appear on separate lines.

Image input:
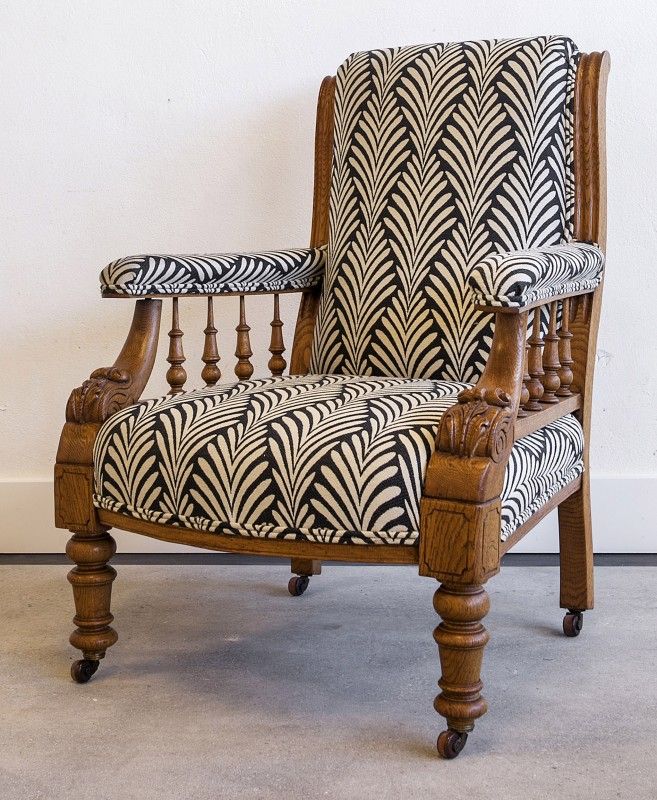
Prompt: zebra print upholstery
<box><xmin>469</xmin><ymin>241</ymin><xmax>604</xmax><ymax>308</ymax></box>
<box><xmin>100</xmin><ymin>246</ymin><xmax>326</xmax><ymax>296</ymax></box>
<box><xmin>310</xmin><ymin>36</ymin><xmax>584</xmax><ymax>383</ymax></box>
<box><xmin>93</xmin><ymin>375</ymin><xmax>584</xmax><ymax>545</ymax></box>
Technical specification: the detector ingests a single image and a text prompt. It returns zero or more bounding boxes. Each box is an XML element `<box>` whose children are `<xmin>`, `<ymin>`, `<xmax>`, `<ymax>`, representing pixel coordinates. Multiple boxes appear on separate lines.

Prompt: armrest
<box><xmin>468</xmin><ymin>241</ymin><xmax>604</xmax><ymax>309</ymax></box>
<box><xmin>100</xmin><ymin>245</ymin><xmax>327</xmax><ymax>297</ymax></box>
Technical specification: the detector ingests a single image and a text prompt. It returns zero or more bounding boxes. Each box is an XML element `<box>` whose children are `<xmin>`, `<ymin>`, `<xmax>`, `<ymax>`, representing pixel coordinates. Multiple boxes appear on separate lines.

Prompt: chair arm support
<box><xmin>468</xmin><ymin>241</ymin><xmax>604</xmax><ymax>310</ymax></box>
<box><xmin>100</xmin><ymin>246</ymin><xmax>327</xmax><ymax>297</ymax></box>
<box><xmin>419</xmin><ymin>312</ymin><xmax>528</xmax><ymax>583</ymax></box>
<box><xmin>425</xmin><ymin>312</ymin><xmax>528</xmax><ymax>502</ymax></box>
<box><xmin>65</xmin><ymin>299</ymin><xmax>162</xmax><ymax>425</ymax></box>
<box><xmin>55</xmin><ymin>299</ymin><xmax>162</xmax><ymax>532</ymax></box>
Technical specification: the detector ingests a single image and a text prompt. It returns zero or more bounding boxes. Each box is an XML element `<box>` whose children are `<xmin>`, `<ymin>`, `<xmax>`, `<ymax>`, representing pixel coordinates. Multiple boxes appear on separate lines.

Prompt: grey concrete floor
<box><xmin>0</xmin><ymin>565</ymin><xmax>656</xmax><ymax>800</ymax></box>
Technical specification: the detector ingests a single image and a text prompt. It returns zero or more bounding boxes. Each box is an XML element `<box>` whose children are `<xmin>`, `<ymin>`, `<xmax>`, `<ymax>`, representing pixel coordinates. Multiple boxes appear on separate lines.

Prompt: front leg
<box><xmin>420</xmin><ymin>311</ymin><xmax>527</xmax><ymax>757</ymax></box>
<box><xmin>420</xmin><ymin>494</ymin><xmax>501</xmax><ymax>757</ymax></box>
<box><xmin>55</xmin><ymin>299</ymin><xmax>161</xmax><ymax>682</ymax></box>
<box><xmin>66</xmin><ymin>528</ymin><xmax>118</xmax><ymax>682</ymax></box>
<box><xmin>433</xmin><ymin>583</ymin><xmax>490</xmax><ymax>758</ymax></box>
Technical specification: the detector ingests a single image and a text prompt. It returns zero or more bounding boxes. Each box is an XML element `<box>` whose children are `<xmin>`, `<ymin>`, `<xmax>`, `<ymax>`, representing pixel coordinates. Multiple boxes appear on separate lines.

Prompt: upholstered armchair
<box><xmin>55</xmin><ymin>36</ymin><xmax>609</xmax><ymax>758</ymax></box>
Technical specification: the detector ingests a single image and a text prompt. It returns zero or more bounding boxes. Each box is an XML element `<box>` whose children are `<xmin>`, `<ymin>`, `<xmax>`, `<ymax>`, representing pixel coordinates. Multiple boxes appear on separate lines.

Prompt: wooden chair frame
<box><xmin>54</xmin><ymin>51</ymin><xmax>609</xmax><ymax>757</ymax></box>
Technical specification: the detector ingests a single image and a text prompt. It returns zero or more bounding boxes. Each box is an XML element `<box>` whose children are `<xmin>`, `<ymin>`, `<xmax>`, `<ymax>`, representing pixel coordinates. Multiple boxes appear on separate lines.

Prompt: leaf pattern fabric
<box><xmin>469</xmin><ymin>241</ymin><xmax>604</xmax><ymax>308</ymax></box>
<box><xmin>93</xmin><ymin>375</ymin><xmax>584</xmax><ymax>545</ymax></box>
<box><xmin>310</xmin><ymin>36</ymin><xmax>581</xmax><ymax>382</ymax></box>
<box><xmin>100</xmin><ymin>246</ymin><xmax>326</xmax><ymax>296</ymax></box>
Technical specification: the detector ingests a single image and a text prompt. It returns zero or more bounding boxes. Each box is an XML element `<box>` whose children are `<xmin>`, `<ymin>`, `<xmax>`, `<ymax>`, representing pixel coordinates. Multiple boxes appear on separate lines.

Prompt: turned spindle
<box><xmin>518</xmin><ymin>343</ymin><xmax>530</xmax><ymax>417</ymax></box>
<box><xmin>556</xmin><ymin>298</ymin><xmax>574</xmax><ymax>397</ymax></box>
<box><xmin>540</xmin><ymin>301</ymin><xmax>561</xmax><ymax>404</ymax></box>
<box><xmin>235</xmin><ymin>295</ymin><xmax>254</xmax><ymax>380</ymax></box>
<box><xmin>166</xmin><ymin>297</ymin><xmax>187</xmax><ymax>395</ymax></box>
<box><xmin>201</xmin><ymin>297</ymin><xmax>221</xmax><ymax>387</ymax></box>
<box><xmin>525</xmin><ymin>308</ymin><xmax>544</xmax><ymax>411</ymax></box>
<box><xmin>268</xmin><ymin>294</ymin><xmax>287</xmax><ymax>377</ymax></box>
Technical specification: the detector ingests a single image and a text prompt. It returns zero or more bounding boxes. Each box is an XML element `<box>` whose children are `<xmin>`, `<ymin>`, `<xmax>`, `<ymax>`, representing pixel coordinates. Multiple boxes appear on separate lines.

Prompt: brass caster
<box><xmin>437</xmin><ymin>729</ymin><xmax>468</xmax><ymax>759</ymax></box>
<box><xmin>71</xmin><ymin>659</ymin><xmax>100</xmax><ymax>683</ymax></box>
<box><xmin>563</xmin><ymin>610</ymin><xmax>584</xmax><ymax>637</ymax></box>
<box><xmin>288</xmin><ymin>575</ymin><xmax>310</xmax><ymax>596</ymax></box>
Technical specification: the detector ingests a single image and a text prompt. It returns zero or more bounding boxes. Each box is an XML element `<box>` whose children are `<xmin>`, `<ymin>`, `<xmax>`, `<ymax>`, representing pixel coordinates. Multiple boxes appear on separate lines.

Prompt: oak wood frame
<box><xmin>55</xmin><ymin>54</ymin><xmax>609</xmax><ymax>753</ymax></box>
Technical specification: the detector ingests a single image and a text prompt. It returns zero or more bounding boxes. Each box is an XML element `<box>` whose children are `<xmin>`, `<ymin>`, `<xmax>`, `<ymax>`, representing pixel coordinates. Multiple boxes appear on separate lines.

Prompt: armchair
<box><xmin>55</xmin><ymin>36</ymin><xmax>609</xmax><ymax>759</ymax></box>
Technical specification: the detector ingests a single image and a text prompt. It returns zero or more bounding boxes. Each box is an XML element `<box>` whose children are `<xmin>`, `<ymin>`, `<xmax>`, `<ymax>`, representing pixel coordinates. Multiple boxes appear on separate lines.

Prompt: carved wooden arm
<box><xmin>419</xmin><ymin>311</ymin><xmax>527</xmax><ymax>584</ymax></box>
<box><xmin>65</xmin><ymin>299</ymin><xmax>162</xmax><ymax>425</ymax></box>
<box><xmin>55</xmin><ymin>298</ymin><xmax>162</xmax><ymax>531</ymax></box>
<box><xmin>425</xmin><ymin>312</ymin><xmax>527</xmax><ymax>506</ymax></box>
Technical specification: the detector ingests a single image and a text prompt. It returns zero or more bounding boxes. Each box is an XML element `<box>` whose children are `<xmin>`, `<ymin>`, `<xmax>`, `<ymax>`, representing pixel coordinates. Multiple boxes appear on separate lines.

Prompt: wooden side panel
<box><xmin>420</xmin><ymin>498</ymin><xmax>501</xmax><ymax>583</ymax></box>
<box><xmin>290</xmin><ymin>76</ymin><xmax>335</xmax><ymax>375</ymax></box>
<box><xmin>54</xmin><ymin>464</ymin><xmax>98</xmax><ymax>531</ymax></box>
<box><xmin>558</xmin><ymin>51</ymin><xmax>610</xmax><ymax>611</ymax></box>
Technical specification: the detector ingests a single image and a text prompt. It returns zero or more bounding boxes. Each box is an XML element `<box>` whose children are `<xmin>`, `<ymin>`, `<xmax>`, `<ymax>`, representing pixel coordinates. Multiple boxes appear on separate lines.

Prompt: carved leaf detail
<box><xmin>66</xmin><ymin>368</ymin><xmax>134</xmax><ymax>424</ymax></box>
<box><xmin>437</xmin><ymin>389</ymin><xmax>513</xmax><ymax>462</ymax></box>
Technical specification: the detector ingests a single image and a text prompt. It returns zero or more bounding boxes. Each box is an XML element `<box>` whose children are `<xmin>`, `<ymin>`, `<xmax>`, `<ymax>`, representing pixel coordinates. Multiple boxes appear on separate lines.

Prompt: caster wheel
<box><xmin>71</xmin><ymin>659</ymin><xmax>100</xmax><ymax>684</ymax></box>
<box><xmin>437</xmin><ymin>729</ymin><xmax>468</xmax><ymax>759</ymax></box>
<box><xmin>563</xmin><ymin>610</ymin><xmax>584</xmax><ymax>637</ymax></box>
<box><xmin>288</xmin><ymin>575</ymin><xmax>310</xmax><ymax>596</ymax></box>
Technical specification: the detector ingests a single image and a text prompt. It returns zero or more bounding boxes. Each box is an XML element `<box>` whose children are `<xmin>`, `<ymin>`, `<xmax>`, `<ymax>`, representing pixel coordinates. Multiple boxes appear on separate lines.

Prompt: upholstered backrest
<box><xmin>310</xmin><ymin>36</ymin><xmax>579</xmax><ymax>382</ymax></box>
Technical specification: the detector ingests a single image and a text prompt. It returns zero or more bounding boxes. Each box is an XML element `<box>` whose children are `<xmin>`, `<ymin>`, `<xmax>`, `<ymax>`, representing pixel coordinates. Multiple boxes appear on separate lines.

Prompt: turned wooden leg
<box><xmin>288</xmin><ymin>558</ymin><xmax>321</xmax><ymax>596</ymax></box>
<box><xmin>66</xmin><ymin>529</ymin><xmax>118</xmax><ymax>682</ymax></box>
<box><xmin>433</xmin><ymin>583</ymin><xmax>490</xmax><ymax>758</ymax></box>
<box><xmin>558</xmin><ymin>473</ymin><xmax>594</xmax><ymax>623</ymax></box>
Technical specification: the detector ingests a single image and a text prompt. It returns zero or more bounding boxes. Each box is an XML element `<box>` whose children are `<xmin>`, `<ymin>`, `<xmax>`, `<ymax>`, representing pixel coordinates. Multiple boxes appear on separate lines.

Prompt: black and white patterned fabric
<box><xmin>310</xmin><ymin>36</ymin><xmax>585</xmax><ymax>383</ymax></box>
<box><xmin>469</xmin><ymin>241</ymin><xmax>604</xmax><ymax>308</ymax></box>
<box><xmin>93</xmin><ymin>375</ymin><xmax>584</xmax><ymax>545</ymax></box>
<box><xmin>100</xmin><ymin>246</ymin><xmax>326</xmax><ymax>296</ymax></box>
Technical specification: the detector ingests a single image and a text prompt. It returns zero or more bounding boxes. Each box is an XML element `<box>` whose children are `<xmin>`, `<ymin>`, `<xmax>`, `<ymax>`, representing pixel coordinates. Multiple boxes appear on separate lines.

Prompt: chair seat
<box><xmin>93</xmin><ymin>375</ymin><xmax>584</xmax><ymax>545</ymax></box>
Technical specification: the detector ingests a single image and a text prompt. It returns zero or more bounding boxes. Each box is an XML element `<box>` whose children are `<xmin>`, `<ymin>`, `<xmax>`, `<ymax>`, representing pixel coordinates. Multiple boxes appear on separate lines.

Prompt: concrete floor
<box><xmin>0</xmin><ymin>565</ymin><xmax>655</xmax><ymax>799</ymax></box>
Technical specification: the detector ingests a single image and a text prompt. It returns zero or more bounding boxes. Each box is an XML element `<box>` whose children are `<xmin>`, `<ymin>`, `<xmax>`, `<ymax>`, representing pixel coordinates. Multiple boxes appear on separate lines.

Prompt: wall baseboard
<box><xmin>1</xmin><ymin>477</ymin><xmax>655</xmax><ymax>554</ymax></box>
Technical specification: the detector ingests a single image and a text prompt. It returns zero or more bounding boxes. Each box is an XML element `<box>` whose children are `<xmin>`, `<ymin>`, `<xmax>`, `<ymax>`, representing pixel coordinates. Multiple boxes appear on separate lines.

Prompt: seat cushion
<box><xmin>93</xmin><ymin>375</ymin><xmax>584</xmax><ymax>545</ymax></box>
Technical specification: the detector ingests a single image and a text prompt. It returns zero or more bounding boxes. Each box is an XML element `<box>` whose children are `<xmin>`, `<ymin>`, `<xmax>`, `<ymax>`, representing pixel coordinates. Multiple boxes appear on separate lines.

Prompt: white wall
<box><xmin>1</xmin><ymin>1</ymin><xmax>656</xmax><ymax>552</ymax></box>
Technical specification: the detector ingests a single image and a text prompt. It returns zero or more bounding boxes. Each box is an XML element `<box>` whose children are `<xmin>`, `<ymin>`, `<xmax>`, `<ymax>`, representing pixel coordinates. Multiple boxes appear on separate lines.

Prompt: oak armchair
<box><xmin>55</xmin><ymin>36</ymin><xmax>609</xmax><ymax>759</ymax></box>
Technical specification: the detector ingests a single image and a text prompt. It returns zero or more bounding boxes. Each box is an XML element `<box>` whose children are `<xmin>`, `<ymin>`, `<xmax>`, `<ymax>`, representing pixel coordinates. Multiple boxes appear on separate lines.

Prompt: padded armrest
<box><xmin>468</xmin><ymin>241</ymin><xmax>604</xmax><ymax>309</ymax></box>
<box><xmin>100</xmin><ymin>245</ymin><xmax>327</xmax><ymax>296</ymax></box>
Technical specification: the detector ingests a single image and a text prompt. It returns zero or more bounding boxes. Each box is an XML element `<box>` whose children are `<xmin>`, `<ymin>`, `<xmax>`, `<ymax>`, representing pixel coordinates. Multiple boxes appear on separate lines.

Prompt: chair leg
<box><xmin>558</xmin><ymin>474</ymin><xmax>594</xmax><ymax>632</ymax></box>
<box><xmin>288</xmin><ymin>558</ymin><xmax>321</xmax><ymax>596</ymax></box>
<box><xmin>66</xmin><ymin>530</ymin><xmax>118</xmax><ymax>683</ymax></box>
<box><xmin>433</xmin><ymin>583</ymin><xmax>490</xmax><ymax>759</ymax></box>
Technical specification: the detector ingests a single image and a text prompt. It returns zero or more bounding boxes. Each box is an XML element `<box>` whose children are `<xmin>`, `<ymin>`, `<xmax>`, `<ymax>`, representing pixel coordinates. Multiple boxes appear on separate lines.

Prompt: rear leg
<box><xmin>288</xmin><ymin>558</ymin><xmax>321</xmax><ymax>596</ymax></box>
<box><xmin>558</xmin><ymin>474</ymin><xmax>594</xmax><ymax>634</ymax></box>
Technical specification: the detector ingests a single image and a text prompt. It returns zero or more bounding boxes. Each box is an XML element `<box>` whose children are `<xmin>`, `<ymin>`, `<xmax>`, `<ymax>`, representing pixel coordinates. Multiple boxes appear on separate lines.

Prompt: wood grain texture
<box><xmin>289</xmin><ymin>76</ymin><xmax>334</xmax><ymax>375</ymax></box>
<box><xmin>291</xmin><ymin>558</ymin><xmax>322</xmax><ymax>576</ymax></box>
<box><xmin>66</xmin><ymin>531</ymin><xmax>118</xmax><ymax>661</ymax></box>
<box><xmin>558</xmin><ymin>51</ymin><xmax>610</xmax><ymax>612</ymax></box>
<box><xmin>513</xmin><ymin>393</ymin><xmax>581</xmax><ymax>441</ymax></box>
<box><xmin>433</xmin><ymin>584</ymin><xmax>490</xmax><ymax>733</ymax></box>
<box><xmin>419</xmin><ymin>498</ymin><xmax>500</xmax><ymax>583</ymax></box>
<box><xmin>97</xmin><ymin>509</ymin><xmax>418</xmax><ymax>564</ymax></box>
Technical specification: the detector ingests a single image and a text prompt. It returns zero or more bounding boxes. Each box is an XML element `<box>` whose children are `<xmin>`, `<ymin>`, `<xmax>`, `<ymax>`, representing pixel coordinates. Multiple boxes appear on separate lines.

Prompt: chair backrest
<box><xmin>310</xmin><ymin>36</ymin><xmax>579</xmax><ymax>382</ymax></box>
